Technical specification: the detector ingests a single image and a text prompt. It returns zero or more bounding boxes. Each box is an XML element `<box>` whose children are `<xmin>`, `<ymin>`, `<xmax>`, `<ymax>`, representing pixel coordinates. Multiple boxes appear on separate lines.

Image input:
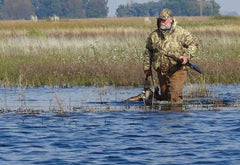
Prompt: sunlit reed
<box><xmin>0</xmin><ymin>16</ymin><xmax>239</xmax><ymax>86</ymax></box>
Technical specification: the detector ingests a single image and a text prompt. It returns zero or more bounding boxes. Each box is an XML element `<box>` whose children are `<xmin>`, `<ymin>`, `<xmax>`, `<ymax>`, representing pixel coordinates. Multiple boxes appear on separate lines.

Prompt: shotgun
<box><xmin>165</xmin><ymin>54</ymin><xmax>201</xmax><ymax>74</ymax></box>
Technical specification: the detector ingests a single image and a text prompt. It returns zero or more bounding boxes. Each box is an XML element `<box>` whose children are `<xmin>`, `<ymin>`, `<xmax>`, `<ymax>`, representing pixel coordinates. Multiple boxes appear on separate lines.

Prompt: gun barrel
<box><xmin>165</xmin><ymin>54</ymin><xmax>201</xmax><ymax>74</ymax></box>
<box><xmin>187</xmin><ymin>62</ymin><xmax>201</xmax><ymax>74</ymax></box>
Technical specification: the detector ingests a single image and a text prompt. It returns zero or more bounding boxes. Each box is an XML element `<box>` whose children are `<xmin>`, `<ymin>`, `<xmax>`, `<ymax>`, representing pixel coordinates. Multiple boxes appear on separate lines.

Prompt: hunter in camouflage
<box><xmin>143</xmin><ymin>8</ymin><xmax>197</xmax><ymax>102</ymax></box>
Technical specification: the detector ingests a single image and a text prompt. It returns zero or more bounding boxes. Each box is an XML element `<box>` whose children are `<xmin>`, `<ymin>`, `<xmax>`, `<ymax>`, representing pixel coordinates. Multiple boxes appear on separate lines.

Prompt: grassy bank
<box><xmin>0</xmin><ymin>16</ymin><xmax>240</xmax><ymax>87</ymax></box>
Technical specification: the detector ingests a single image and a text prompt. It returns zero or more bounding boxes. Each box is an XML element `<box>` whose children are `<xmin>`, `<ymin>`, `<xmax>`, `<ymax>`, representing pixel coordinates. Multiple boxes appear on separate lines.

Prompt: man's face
<box><xmin>160</xmin><ymin>17</ymin><xmax>173</xmax><ymax>30</ymax></box>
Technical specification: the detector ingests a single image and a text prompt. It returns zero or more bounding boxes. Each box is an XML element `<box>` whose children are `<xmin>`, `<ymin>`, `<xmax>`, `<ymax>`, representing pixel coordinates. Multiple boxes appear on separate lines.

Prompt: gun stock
<box><xmin>165</xmin><ymin>54</ymin><xmax>201</xmax><ymax>74</ymax></box>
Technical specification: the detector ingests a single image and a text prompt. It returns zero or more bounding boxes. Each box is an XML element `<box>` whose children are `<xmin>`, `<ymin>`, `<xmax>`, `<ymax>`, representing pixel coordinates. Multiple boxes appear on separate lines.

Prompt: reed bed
<box><xmin>0</xmin><ymin>16</ymin><xmax>240</xmax><ymax>87</ymax></box>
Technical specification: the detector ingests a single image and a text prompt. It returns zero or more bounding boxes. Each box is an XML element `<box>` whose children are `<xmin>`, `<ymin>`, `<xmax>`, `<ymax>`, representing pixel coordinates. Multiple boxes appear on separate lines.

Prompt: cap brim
<box><xmin>158</xmin><ymin>17</ymin><xmax>168</xmax><ymax>20</ymax></box>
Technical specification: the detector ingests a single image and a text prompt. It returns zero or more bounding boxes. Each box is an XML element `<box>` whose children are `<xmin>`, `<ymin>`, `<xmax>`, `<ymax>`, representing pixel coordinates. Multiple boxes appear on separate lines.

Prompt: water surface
<box><xmin>0</xmin><ymin>85</ymin><xmax>240</xmax><ymax>164</ymax></box>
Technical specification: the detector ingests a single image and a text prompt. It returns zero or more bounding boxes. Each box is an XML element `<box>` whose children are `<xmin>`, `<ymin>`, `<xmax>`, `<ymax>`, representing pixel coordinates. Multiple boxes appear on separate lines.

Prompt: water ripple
<box><xmin>0</xmin><ymin>85</ymin><xmax>240</xmax><ymax>164</ymax></box>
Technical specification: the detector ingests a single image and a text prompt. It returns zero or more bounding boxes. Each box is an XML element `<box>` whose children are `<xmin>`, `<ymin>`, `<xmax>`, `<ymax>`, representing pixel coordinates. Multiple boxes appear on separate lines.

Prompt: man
<box><xmin>143</xmin><ymin>8</ymin><xmax>197</xmax><ymax>102</ymax></box>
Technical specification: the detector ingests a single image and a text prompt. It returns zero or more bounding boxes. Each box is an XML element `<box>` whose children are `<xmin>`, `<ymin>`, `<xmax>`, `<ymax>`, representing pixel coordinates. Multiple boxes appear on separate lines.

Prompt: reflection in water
<box><xmin>159</xmin><ymin>104</ymin><xmax>183</xmax><ymax>111</ymax></box>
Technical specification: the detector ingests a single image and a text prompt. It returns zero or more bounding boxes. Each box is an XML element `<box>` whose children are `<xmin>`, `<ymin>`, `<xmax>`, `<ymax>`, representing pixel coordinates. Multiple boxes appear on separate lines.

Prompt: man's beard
<box><xmin>160</xmin><ymin>22</ymin><xmax>172</xmax><ymax>30</ymax></box>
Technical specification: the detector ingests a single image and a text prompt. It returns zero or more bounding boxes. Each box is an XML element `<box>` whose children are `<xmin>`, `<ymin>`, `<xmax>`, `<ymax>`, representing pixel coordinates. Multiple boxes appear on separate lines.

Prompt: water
<box><xmin>0</xmin><ymin>85</ymin><xmax>240</xmax><ymax>164</ymax></box>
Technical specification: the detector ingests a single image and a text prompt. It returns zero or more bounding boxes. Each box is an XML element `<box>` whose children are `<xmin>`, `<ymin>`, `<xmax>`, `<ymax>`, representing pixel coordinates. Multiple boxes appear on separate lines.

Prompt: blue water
<box><xmin>0</xmin><ymin>85</ymin><xmax>240</xmax><ymax>164</ymax></box>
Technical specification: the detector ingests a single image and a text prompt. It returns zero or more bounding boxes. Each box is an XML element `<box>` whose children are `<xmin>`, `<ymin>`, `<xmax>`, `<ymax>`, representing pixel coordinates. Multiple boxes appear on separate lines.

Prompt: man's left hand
<box><xmin>179</xmin><ymin>56</ymin><xmax>188</xmax><ymax>65</ymax></box>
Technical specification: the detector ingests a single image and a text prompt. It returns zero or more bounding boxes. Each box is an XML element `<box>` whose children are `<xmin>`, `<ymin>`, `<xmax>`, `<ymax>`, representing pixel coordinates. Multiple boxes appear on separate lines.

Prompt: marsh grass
<box><xmin>0</xmin><ymin>16</ymin><xmax>240</xmax><ymax>87</ymax></box>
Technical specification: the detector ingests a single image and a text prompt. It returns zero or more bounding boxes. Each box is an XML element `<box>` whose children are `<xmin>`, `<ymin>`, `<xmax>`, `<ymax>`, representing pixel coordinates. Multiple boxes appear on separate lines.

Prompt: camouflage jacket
<box><xmin>143</xmin><ymin>19</ymin><xmax>197</xmax><ymax>75</ymax></box>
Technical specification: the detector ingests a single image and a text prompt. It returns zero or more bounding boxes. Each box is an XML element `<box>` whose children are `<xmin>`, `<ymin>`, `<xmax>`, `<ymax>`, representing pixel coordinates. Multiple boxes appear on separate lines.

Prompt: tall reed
<box><xmin>0</xmin><ymin>16</ymin><xmax>239</xmax><ymax>87</ymax></box>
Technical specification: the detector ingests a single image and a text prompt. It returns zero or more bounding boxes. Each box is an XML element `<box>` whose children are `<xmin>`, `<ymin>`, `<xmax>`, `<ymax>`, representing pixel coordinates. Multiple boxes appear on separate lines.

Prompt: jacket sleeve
<box><xmin>181</xmin><ymin>30</ymin><xmax>198</xmax><ymax>59</ymax></box>
<box><xmin>143</xmin><ymin>35</ymin><xmax>154</xmax><ymax>71</ymax></box>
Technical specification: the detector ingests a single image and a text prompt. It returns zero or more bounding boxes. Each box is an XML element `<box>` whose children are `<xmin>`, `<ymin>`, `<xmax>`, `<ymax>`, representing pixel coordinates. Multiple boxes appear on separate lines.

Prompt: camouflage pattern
<box><xmin>143</xmin><ymin>18</ymin><xmax>197</xmax><ymax>75</ymax></box>
<box><xmin>158</xmin><ymin>8</ymin><xmax>173</xmax><ymax>20</ymax></box>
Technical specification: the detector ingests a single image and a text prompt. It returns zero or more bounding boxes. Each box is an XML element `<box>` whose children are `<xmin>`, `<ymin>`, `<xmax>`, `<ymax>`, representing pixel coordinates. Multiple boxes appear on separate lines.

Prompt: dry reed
<box><xmin>0</xmin><ymin>16</ymin><xmax>239</xmax><ymax>87</ymax></box>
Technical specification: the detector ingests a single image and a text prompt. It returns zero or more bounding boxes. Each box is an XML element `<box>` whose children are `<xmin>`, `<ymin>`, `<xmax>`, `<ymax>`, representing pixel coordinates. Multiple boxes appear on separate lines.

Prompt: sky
<box><xmin>107</xmin><ymin>0</ymin><xmax>240</xmax><ymax>17</ymax></box>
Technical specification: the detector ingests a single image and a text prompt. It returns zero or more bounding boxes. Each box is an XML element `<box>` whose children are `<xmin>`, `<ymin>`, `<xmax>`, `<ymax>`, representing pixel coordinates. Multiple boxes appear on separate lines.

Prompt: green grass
<box><xmin>0</xmin><ymin>17</ymin><xmax>239</xmax><ymax>87</ymax></box>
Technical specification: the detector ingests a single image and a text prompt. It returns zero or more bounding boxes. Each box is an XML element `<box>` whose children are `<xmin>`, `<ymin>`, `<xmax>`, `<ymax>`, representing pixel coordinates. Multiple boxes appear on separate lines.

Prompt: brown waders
<box><xmin>157</xmin><ymin>69</ymin><xmax>187</xmax><ymax>102</ymax></box>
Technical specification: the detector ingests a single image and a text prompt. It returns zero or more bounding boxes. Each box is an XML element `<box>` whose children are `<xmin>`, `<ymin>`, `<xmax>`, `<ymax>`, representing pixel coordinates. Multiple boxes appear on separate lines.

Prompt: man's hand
<box><xmin>179</xmin><ymin>56</ymin><xmax>188</xmax><ymax>65</ymax></box>
<box><xmin>144</xmin><ymin>70</ymin><xmax>152</xmax><ymax>77</ymax></box>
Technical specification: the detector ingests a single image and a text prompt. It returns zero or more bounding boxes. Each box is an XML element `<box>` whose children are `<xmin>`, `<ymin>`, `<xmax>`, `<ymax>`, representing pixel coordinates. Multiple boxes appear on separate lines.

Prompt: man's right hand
<box><xmin>144</xmin><ymin>70</ymin><xmax>152</xmax><ymax>78</ymax></box>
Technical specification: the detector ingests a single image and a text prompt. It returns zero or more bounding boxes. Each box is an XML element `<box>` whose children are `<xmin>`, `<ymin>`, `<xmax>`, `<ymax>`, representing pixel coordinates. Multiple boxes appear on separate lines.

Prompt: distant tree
<box><xmin>62</xmin><ymin>0</ymin><xmax>85</xmax><ymax>18</ymax></box>
<box><xmin>202</xmin><ymin>0</ymin><xmax>220</xmax><ymax>16</ymax></box>
<box><xmin>0</xmin><ymin>0</ymin><xmax>34</xmax><ymax>20</ymax></box>
<box><xmin>32</xmin><ymin>0</ymin><xmax>108</xmax><ymax>19</ymax></box>
<box><xmin>33</xmin><ymin>0</ymin><xmax>63</xmax><ymax>19</ymax></box>
<box><xmin>0</xmin><ymin>0</ymin><xmax>3</xmax><ymax>8</ymax></box>
<box><xmin>0</xmin><ymin>0</ymin><xmax>109</xmax><ymax>19</ymax></box>
<box><xmin>161</xmin><ymin>0</ymin><xmax>181</xmax><ymax>15</ymax></box>
<box><xmin>0</xmin><ymin>0</ymin><xmax>3</xmax><ymax>19</ymax></box>
<box><xmin>148</xmin><ymin>1</ymin><xmax>161</xmax><ymax>16</ymax></box>
<box><xmin>85</xmin><ymin>0</ymin><xmax>108</xmax><ymax>18</ymax></box>
<box><xmin>178</xmin><ymin>0</ymin><xmax>200</xmax><ymax>16</ymax></box>
<box><xmin>116</xmin><ymin>4</ymin><xmax>133</xmax><ymax>17</ymax></box>
<box><xmin>116</xmin><ymin>0</ymin><xmax>220</xmax><ymax>17</ymax></box>
<box><xmin>130</xmin><ymin>3</ymin><xmax>150</xmax><ymax>16</ymax></box>
<box><xmin>31</xmin><ymin>0</ymin><xmax>40</xmax><ymax>15</ymax></box>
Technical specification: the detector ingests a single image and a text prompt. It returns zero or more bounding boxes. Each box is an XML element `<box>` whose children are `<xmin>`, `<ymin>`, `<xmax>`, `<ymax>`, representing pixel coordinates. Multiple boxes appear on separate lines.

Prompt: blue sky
<box><xmin>107</xmin><ymin>0</ymin><xmax>240</xmax><ymax>17</ymax></box>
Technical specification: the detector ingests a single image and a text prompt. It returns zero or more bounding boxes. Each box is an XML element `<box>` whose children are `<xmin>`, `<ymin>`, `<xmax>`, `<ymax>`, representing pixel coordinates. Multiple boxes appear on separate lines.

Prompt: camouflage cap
<box><xmin>158</xmin><ymin>8</ymin><xmax>173</xmax><ymax>20</ymax></box>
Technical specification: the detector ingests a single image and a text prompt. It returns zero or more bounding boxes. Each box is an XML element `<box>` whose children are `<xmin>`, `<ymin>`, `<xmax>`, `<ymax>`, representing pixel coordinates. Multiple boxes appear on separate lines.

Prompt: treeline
<box><xmin>116</xmin><ymin>0</ymin><xmax>220</xmax><ymax>17</ymax></box>
<box><xmin>0</xmin><ymin>0</ymin><xmax>108</xmax><ymax>20</ymax></box>
<box><xmin>0</xmin><ymin>0</ymin><xmax>220</xmax><ymax>20</ymax></box>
